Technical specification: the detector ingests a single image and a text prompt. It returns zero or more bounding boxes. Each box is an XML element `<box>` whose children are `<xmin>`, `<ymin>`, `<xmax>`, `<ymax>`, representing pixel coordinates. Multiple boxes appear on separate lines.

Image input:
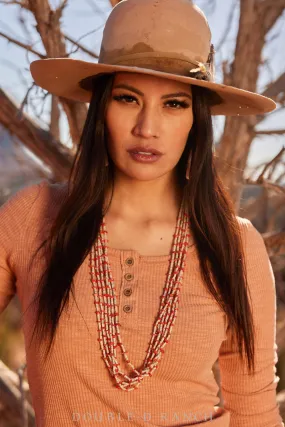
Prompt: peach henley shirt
<box><xmin>0</xmin><ymin>179</ymin><xmax>283</xmax><ymax>427</ymax></box>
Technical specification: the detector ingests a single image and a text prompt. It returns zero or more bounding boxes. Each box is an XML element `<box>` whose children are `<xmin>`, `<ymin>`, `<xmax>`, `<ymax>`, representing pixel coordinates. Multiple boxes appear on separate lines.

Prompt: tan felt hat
<box><xmin>30</xmin><ymin>0</ymin><xmax>276</xmax><ymax>116</ymax></box>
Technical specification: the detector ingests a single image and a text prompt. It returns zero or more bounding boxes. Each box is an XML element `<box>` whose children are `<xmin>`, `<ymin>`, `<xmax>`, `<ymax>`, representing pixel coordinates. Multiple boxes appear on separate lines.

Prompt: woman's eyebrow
<box><xmin>113</xmin><ymin>84</ymin><xmax>192</xmax><ymax>99</ymax></box>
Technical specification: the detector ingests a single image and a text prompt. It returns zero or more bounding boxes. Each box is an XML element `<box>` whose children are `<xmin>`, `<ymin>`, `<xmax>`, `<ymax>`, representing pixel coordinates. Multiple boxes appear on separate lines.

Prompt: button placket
<box><xmin>123</xmin><ymin>304</ymin><xmax>132</xmax><ymax>313</ymax></box>
<box><xmin>124</xmin><ymin>272</ymin><xmax>134</xmax><ymax>281</ymax></box>
<box><xmin>125</xmin><ymin>257</ymin><xmax>134</xmax><ymax>267</ymax></box>
<box><xmin>121</xmin><ymin>254</ymin><xmax>137</xmax><ymax>316</ymax></box>
<box><xmin>123</xmin><ymin>288</ymin><xmax>132</xmax><ymax>296</ymax></box>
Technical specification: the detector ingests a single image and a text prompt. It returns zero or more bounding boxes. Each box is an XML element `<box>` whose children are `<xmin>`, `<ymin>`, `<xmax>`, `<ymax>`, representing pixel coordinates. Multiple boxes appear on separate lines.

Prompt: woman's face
<box><xmin>105</xmin><ymin>72</ymin><xmax>193</xmax><ymax>182</ymax></box>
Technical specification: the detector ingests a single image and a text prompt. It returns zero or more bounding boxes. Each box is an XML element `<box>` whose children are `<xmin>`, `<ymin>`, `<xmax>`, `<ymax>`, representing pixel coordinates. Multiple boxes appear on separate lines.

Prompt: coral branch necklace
<box><xmin>89</xmin><ymin>202</ymin><xmax>190</xmax><ymax>391</ymax></box>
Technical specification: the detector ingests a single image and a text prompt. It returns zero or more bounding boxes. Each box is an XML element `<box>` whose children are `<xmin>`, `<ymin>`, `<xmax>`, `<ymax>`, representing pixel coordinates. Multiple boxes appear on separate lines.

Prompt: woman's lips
<box><xmin>127</xmin><ymin>147</ymin><xmax>163</xmax><ymax>155</ymax></box>
<box><xmin>128</xmin><ymin>151</ymin><xmax>162</xmax><ymax>163</ymax></box>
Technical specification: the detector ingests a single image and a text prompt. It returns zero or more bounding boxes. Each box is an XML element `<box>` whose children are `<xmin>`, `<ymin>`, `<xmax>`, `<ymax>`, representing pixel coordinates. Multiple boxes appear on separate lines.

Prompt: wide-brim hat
<box><xmin>30</xmin><ymin>0</ymin><xmax>276</xmax><ymax>116</ymax></box>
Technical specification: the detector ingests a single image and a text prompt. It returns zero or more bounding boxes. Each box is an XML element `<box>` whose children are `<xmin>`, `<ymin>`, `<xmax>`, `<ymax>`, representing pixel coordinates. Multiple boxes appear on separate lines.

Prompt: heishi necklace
<box><xmin>89</xmin><ymin>202</ymin><xmax>190</xmax><ymax>391</ymax></box>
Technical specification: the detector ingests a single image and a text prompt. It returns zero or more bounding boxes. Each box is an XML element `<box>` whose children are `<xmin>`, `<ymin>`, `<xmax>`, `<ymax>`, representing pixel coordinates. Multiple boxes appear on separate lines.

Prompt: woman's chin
<box><xmin>115</xmin><ymin>166</ymin><xmax>168</xmax><ymax>182</ymax></box>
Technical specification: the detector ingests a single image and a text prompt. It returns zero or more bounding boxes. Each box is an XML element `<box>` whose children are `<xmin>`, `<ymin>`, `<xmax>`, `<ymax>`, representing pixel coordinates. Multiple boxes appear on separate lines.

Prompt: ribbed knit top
<box><xmin>0</xmin><ymin>179</ymin><xmax>283</xmax><ymax>427</ymax></box>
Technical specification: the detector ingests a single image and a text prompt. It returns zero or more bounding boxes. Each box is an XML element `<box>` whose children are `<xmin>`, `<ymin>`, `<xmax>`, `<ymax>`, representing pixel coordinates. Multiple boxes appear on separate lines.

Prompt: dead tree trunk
<box><xmin>27</xmin><ymin>0</ymin><xmax>88</xmax><ymax>145</ymax></box>
<box><xmin>215</xmin><ymin>0</ymin><xmax>285</xmax><ymax>210</ymax></box>
<box><xmin>0</xmin><ymin>88</ymin><xmax>72</xmax><ymax>181</ymax></box>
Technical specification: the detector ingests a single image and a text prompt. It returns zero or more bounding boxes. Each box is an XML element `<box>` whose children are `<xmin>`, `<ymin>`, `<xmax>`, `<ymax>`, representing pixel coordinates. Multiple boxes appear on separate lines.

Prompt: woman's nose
<box><xmin>132</xmin><ymin>106</ymin><xmax>160</xmax><ymax>139</ymax></box>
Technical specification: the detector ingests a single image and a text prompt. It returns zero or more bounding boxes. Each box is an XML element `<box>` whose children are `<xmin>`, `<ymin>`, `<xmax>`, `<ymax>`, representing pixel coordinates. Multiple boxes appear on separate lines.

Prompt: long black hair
<box><xmin>26</xmin><ymin>72</ymin><xmax>255</xmax><ymax>374</ymax></box>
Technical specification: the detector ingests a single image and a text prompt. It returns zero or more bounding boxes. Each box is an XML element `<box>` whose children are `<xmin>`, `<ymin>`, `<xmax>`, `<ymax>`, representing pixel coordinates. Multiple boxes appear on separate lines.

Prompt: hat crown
<box><xmin>29</xmin><ymin>0</ymin><xmax>276</xmax><ymax>116</ymax></box>
<box><xmin>99</xmin><ymin>0</ymin><xmax>212</xmax><ymax>68</ymax></box>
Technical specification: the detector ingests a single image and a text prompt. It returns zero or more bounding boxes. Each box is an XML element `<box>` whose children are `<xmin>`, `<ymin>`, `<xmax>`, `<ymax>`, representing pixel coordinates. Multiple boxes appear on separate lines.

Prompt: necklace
<box><xmin>89</xmin><ymin>202</ymin><xmax>191</xmax><ymax>391</ymax></box>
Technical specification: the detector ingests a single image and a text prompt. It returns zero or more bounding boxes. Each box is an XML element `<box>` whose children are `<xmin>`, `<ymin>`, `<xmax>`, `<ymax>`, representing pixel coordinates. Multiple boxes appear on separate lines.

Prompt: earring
<box><xmin>105</xmin><ymin>156</ymin><xmax>109</xmax><ymax>167</ymax></box>
<box><xmin>185</xmin><ymin>154</ymin><xmax>191</xmax><ymax>180</ymax></box>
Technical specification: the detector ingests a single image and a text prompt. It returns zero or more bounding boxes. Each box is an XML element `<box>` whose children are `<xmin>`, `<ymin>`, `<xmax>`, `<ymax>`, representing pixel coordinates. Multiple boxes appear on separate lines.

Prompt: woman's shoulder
<box><xmin>0</xmin><ymin>179</ymin><xmax>68</xmax><ymax>230</ymax></box>
<box><xmin>235</xmin><ymin>215</ymin><xmax>253</xmax><ymax>230</ymax></box>
<box><xmin>36</xmin><ymin>179</ymin><xmax>69</xmax><ymax>204</ymax></box>
<box><xmin>235</xmin><ymin>215</ymin><xmax>271</xmax><ymax>272</ymax></box>
<box><xmin>1</xmin><ymin>179</ymin><xmax>67</xmax><ymax>210</ymax></box>
<box><xmin>235</xmin><ymin>215</ymin><xmax>264</xmax><ymax>246</ymax></box>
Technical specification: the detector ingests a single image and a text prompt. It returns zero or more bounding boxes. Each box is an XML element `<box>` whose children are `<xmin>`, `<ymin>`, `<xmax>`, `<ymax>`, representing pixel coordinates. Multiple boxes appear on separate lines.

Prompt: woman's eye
<box><xmin>166</xmin><ymin>100</ymin><xmax>189</xmax><ymax>109</ymax></box>
<box><xmin>113</xmin><ymin>94</ymin><xmax>137</xmax><ymax>104</ymax></box>
<box><xmin>112</xmin><ymin>95</ymin><xmax>189</xmax><ymax>109</ymax></box>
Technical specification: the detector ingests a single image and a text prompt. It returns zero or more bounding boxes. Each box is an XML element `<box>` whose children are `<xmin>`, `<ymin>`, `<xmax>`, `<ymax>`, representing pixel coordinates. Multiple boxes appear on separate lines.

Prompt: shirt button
<box><xmin>123</xmin><ymin>304</ymin><xmax>132</xmax><ymax>313</ymax></box>
<box><xmin>125</xmin><ymin>257</ymin><xmax>134</xmax><ymax>266</ymax></box>
<box><xmin>123</xmin><ymin>288</ymin><xmax>132</xmax><ymax>297</ymax></box>
<box><xmin>124</xmin><ymin>273</ymin><xmax>134</xmax><ymax>281</ymax></box>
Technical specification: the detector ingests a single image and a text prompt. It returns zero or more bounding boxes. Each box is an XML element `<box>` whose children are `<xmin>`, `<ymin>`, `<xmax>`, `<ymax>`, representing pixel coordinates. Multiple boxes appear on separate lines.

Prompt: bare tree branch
<box><xmin>0</xmin><ymin>360</ymin><xmax>35</xmax><ymax>427</ymax></box>
<box><xmin>256</xmin><ymin>104</ymin><xmax>285</xmax><ymax>126</ymax></box>
<box><xmin>27</xmin><ymin>0</ymin><xmax>66</xmax><ymax>57</ymax></box>
<box><xmin>256</xmin><ymin>147</ymin><xmax>285</xmax><ymax>181</ymax></box>
<box><xmin>0</xmin><ymin>30</ymin><xmax>46</xmax><ymax>58</ymax></box>
<box><xmin>0</xmin><ymin>57</ymin><xmax>30</xmax><ymax>90</ymax></box>
<box><xmin>255</xmin><ymin>129</ymin><xmax>285</xmax><ymax>136</ymax></box>
<box><xmin>262</xmin><ymin>71</ymin><xmax>285</xmax><ymax>101</ymax></box>
<box><xmin>216</xmin><ymin>0</ymin><xmax>285</xmax><ymax>209</ymax></box>
<box><xmin>257</xmin><ymin>0</ymin><xmax>285</xmax><ymax>27</ymax></box>
<box><xmin>0</xmin><ymin>1</ymin><xmax>88</xmax><ymax>144</ymax></box>
<box><xmin>276</xmin><ymin>169</ymin><xmax>285</xmax><ymax>184</ymax></box>
<box><xmin>64</xmin><ymin>31</ymin><xmax>100</xmax><ymax>58</ymax></box>
<box><xmin>17</xmin><ymin>82</ymin><xmax>37</xmax><ymax>119</ymax></box>
<box><xmin>0</xmin><ymin>27</ymin><xmax>100</xmax><ymax>60</ymax></box>
<box><xmin>0</xmin><ymin>0</ymin><xmax>29</xmax><ymax>8</ymax></box>
<box><xmin>215</xmin><ymin>0</ymin><xmax>238</xmax><ymax>52</ymax></box>
<box><xmin>25</xmin><ymin>0</ymin><xmax>88</xmax><ymax>144</ymax></box>
<box><xmin>85</xmin><ymin>0</ymin><xmax>106</xmax><ymax>21</ymax></box>
<box><xmin>18</xmin><ymin>7</ymin><xmax>33</xmax><ymax>41</ymax></box>
<box><xmin>265</xmin><ymin>196</ymin><xmax>285</xmax><ymax>233</ymax></box>
<box><xmin>16</xmin><ymin>363</ymin><xmax>28</xmax><ymax>427</ymax></box>
<box><xmin>263</xmin><ymin>230</ymin><xmax>285</xmax><ymax>257</ymax></box>
<box><xmin>0</xmin><ymin>1</ymin><xmax>102</xmax><ymax>59</ymax></box>
<box><xmin>246</xmin><ymin>178</ymin><xmax>285</xmax><ymax>196</ymax></box>
<box><xmin>244</xmin><ymin>70</ymin><xmax>285</xmax><ymax>126</ymax></box>
<box><xmin>32</xmin><ymin>90</ymin><xmax>51</xmax><ymax>122</ymax></box>
<box><xmin>0</xmin><ymin>88</ymin><xmax>72</xmax><ymax>180</ymax></box>
<box><xmin>50</xmin><ymin>95</ymin><xmax>60</xmax><ymax>141</ymax></box>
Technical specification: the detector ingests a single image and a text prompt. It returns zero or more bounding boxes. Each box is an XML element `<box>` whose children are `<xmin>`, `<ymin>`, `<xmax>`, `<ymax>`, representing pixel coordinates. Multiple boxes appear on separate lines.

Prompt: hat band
<box><xmin>98</xmin><ymin>51</ymin><xmax>213</xmax><ymax>80</ymax></box>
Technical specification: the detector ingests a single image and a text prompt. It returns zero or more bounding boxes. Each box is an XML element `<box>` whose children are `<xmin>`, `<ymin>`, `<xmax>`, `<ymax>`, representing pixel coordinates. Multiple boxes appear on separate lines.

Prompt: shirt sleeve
<box><xmin>0</xmin><ymin>181</ymin><xmax>44</xmax><ymax>314</ymax></box>
<box><xmin>218</xmin><ymin>218</ymin><xmax>284</xmax><ymax>427</ymax></box>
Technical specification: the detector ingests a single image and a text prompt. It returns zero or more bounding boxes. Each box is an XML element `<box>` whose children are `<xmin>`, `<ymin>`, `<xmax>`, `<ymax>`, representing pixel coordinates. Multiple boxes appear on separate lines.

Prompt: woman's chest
<box><xmin>24</xmin><ymin>250</ymin><xmax>227</xmax><ymax>387</ymax></box>
<box><xmin>104</xmin><ymin>214</ymin><xmax>177</xmax><ymax>256</ymax></box>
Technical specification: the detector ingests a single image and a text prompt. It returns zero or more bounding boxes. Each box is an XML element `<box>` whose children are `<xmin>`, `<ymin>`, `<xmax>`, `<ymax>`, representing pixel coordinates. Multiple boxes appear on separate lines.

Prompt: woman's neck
<box><xmin>104</xmin><ymin>171</ymin><xmax>183</xmax><ymax>223</ymax></box>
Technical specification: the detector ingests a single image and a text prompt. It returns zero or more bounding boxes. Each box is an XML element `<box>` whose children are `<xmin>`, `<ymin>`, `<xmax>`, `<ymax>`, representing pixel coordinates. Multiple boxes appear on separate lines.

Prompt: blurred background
<box><xmin>0</xmin><ymin>0</ymin><xmax>285</xmax><ymax>425</ymax></box>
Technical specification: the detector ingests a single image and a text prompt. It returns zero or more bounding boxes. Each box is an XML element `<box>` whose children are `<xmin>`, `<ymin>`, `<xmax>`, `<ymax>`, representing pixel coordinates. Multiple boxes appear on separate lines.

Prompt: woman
<box><xmin>0</xmin><ymin>0</ymin><xmax>283</xmax><ymax>426</ymax></box>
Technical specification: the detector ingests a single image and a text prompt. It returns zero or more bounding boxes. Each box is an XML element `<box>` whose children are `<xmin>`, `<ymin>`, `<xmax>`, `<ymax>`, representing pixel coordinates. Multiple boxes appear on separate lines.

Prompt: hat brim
<box><xmin>30</xmin><ymin>58</ymin><xmax>276</xmax><ymax>116</ymax></box>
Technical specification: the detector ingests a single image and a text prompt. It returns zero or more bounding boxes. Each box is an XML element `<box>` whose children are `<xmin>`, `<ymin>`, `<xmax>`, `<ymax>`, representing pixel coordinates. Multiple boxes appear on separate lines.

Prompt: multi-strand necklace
<box><xmin>89</xmin><ymin>202</ymin><xmax>190</xmax><ymax>391</ymax></box>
